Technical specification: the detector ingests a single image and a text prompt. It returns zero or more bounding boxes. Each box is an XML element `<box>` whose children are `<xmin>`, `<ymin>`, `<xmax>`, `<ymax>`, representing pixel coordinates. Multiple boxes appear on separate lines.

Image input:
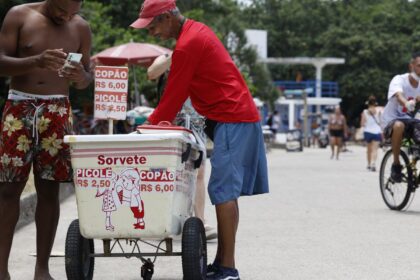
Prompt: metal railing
<box><xmin>274</xmin><ymin>80</ymin><xmax>339</xmax><ymax>97</ymax></box>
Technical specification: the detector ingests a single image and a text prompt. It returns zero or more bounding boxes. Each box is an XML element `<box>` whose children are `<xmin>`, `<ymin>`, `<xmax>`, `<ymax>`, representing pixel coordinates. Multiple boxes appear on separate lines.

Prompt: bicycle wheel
<box><xmin>379</xmin><ymin>148</ymin><xmax>413</xmax><ymax>210</ymax></box>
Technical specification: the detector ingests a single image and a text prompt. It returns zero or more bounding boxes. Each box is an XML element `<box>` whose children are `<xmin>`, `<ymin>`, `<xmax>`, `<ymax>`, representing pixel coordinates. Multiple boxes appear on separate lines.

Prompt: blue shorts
<box><xmin>208</xmin><ymin>122</ymin><xmax>269</xmax><ymax>205</ymax></box>
<box><xmin>364</xmin><ymin>132</ymin><xmax>382</xmax><ymax>143</ymax></box>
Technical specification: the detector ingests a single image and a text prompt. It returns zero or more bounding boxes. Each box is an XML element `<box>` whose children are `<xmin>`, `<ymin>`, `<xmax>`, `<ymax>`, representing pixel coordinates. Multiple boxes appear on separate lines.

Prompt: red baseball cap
<box><xmin>130</xmin><ymin>0</ymin><xmax>177</xmax><ymax>29</ymax></box>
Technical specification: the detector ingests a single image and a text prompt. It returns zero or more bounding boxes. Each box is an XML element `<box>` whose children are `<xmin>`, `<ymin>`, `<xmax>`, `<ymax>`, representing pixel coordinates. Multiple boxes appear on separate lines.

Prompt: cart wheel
<box><xmin>141</xmin><ymin>259</ymin><xmax>154</xmax><ymax>280</ymax></box>
<box><xmin>142</xmin><ymin>272</ymin><xmax>152</xmax><ymax>280</ymax></box>
<box><xmin>65</xmin><ymin>219</ymin><xmax>95</xmax><ymax>280</ymax></box>
<box><xmin>182</xmin><ymin>217</ymin><xmax>207</xmax><ymax>280</ymax></box>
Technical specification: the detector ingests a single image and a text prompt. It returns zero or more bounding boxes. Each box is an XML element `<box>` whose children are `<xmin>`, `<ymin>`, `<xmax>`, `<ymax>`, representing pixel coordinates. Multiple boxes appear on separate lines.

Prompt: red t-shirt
<box><xmin>147</xmin><ymin>19</ymin><xmax>260</xmax><ymax>124</ymax></box>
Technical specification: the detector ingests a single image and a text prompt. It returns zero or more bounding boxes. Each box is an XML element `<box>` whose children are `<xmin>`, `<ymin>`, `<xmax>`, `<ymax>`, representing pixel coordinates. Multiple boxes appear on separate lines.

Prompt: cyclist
<box><xmin>382</xmin><ymin>52</ymin><xmax>420</xmax><ymax>182</ymax></box>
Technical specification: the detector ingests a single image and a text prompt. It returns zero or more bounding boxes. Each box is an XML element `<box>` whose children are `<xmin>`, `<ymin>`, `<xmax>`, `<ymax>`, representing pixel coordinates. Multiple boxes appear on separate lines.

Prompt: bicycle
<box><xmin>379</xmin><ymin>137</ymin><xmax>420</xmax><ymax>210</ymax></box>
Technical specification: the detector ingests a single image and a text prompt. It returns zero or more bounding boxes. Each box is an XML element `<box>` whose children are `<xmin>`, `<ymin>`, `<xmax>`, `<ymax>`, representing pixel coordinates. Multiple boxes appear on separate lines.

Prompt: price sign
<box><xmin>94</xmin><ymin>66</ymin><xmax>129</xmax><ymax>120</ymax></box>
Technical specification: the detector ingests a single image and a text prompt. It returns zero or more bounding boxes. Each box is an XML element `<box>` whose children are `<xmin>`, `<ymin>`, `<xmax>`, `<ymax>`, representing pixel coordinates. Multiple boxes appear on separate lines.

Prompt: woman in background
<box><xmin>328</xmin><ymin>106</ymin><xmax>348</xmax><ymax>160</ymax></box>
<box><xmin>360</xmin><ymin>96</ymin><xmax>382</xmax><ymax>171</ymax></box>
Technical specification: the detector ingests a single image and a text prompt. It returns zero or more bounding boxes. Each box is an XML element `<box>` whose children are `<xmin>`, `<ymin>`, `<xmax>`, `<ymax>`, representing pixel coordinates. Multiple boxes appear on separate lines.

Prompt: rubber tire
<box><xmin>65</xmin><ymin>219</ymin><xmax>95</xmax><ymax>280</ymax></box>
<box><xmin>182</xmin><ymin>217</ymin><xmax>207</xmax><ymax>280</ymax></box>
<box><xmin>142</xmin><ymin>272</ymin><xmax>152</xmax><ymax>280</ymax></box>
<box><xmin>379</xmin><ymin>149</ymin><xmax>413</xmax><ymax>210</ymax></box>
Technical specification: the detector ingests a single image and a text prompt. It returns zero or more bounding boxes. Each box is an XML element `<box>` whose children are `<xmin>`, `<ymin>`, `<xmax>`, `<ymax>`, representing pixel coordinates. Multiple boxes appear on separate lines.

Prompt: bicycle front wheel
<box><xmin>379</xmin><ymin>148</ymin><xmax>413</xmax><ymax>210</ymax></box>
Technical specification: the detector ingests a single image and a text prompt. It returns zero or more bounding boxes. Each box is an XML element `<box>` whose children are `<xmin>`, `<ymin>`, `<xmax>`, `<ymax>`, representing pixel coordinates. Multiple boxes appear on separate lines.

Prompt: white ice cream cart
<box><xmin>63</xmin><ymin>125</ymin><xmax>206</xmax><ymax>280</ymax></box>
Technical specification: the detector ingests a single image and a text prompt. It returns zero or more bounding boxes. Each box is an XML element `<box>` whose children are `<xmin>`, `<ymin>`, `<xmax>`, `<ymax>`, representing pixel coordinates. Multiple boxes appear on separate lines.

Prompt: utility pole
<box><xmin>303</xmin><ymin>88</ymin><xmax>309</xmax><ymax>147</ymax></box>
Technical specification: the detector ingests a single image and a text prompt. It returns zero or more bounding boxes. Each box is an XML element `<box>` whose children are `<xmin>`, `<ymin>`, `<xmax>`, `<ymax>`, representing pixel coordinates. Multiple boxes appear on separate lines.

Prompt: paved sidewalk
<box><xmin>9</xmin><ymin>145</ymin><xmax>420</xmax><ymax>279</ymax></box>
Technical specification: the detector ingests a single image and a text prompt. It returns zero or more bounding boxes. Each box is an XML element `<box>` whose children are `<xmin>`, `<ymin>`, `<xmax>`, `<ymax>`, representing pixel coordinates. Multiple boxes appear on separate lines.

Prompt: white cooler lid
<box><xmin>136</xmin><ymin>123</ymin><xmax>193</xmax><ymax>135</ymax></box>
<box><xmin>64</xmin><ymin>132</ymin><xmax>194</xmax><ymax>144</ymax></box>
<box><xmin>64</xmin><ymin>122</ymin><xmax>204</xmax><ymax>152</ymax></box>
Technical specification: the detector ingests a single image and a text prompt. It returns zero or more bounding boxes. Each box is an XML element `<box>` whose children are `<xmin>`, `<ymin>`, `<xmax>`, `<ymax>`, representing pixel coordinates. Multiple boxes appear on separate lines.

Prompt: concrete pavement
<box><xmin>8</xmin><ymin>145</ymin><xmax>420</xmax><ymax>279</ymax></box>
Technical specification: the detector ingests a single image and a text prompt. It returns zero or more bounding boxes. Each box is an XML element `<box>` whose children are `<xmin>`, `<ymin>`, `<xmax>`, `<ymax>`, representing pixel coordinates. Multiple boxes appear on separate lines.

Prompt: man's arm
<box><xmin>147</xmin><ymin>53</ymin><xmax>171</xmax><ymax>80</ymax></box>
<box><xmin>0</xmin><ymin>6</ymin><xmax>67</xmax><ymax>76</ymax></box>
<box><xmin>394</xmin><ymin>91</ymin><xmax>417</xmax><ymax>112</ymax></box>
<box><xmin>60</xmin><ymin>19</ymin><xmax>93</xmax><ymax>89</ymax></box>
<box><xmin>395</xmin><ymin>91</ymin><xmax>408</xmax><ymax>107</ymax></box>
<box><xmin>388</xmin><ymin>75</ymin><xmax>414</xmax><ymax>110</ymax></box>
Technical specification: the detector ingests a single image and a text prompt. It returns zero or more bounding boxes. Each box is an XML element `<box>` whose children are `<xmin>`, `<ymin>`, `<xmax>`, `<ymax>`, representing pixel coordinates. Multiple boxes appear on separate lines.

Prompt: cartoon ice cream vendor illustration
<box><xmin>116</xmin><ymin>168</ymin><xmax>146</xmax><ymax>230</ymax></box>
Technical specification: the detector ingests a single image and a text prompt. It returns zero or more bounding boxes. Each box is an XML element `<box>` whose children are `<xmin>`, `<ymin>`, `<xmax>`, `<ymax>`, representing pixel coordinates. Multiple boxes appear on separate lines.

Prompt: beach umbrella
<box><xmin>92</xmin><ymin>42</ymin><xmax>172</xmax><ymax>106</ymax></box>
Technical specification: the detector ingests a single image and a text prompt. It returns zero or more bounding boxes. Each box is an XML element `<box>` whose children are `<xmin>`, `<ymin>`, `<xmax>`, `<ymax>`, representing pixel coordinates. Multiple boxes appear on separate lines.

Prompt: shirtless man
<box><xmin>0</xmin><ymin>1</ymin><xmax>92</xmax><ymax>279</ymax></box>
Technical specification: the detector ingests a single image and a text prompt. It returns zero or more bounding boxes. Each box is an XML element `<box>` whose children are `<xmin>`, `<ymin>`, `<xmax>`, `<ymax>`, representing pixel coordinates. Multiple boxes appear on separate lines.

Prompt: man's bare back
<box><xmin>0</xmin><ymin>1</ymin><xmax>92</xmax><ymax>95</ymax></box>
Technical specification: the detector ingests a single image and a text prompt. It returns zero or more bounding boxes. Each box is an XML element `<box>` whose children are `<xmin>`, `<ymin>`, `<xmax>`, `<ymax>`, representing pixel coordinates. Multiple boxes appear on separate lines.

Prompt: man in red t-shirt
<box><xmin>131</xmin><ymin>1</ymin><xmax>269</xmax><ymax>278</ymax></box>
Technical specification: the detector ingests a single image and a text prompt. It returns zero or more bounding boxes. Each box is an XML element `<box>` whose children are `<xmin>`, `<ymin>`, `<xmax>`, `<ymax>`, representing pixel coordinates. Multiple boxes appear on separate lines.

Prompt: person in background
<box><xmin>360</xmin><ymin>95</ymin><xmax>382</xmax><ymax>172</ymax></box>
<box><xmin>294</xmin><ymin>120</ymin><xmax>302</xmax><ymax>130</ymax></box>
<box><xmin>268</xmin><ymin>110</ymin><xmax>281</xmax><ymax>135</ymax></box>
<box><xmin>311</xmin><ymin>118</ymin><xmax>321</xmax><ymax>147</ymax></box>
<box><xmin>0</xmin><ymin>0</ymin><xmax>92</xmax><ymax>279</ymax></box>
<box><xmin>131</xmin><ymin>1</ymin><xmax>269</xmax><ymax>279</ymax></box>
<box><xmin>147</xmin><ymin>53</ymin><xmax>217</xmax><ymax>240</ymax></box>
<box><xmin>328</xmin><ymin>106</ymin><xmax>348</xmax><ymax>160</ymax></box>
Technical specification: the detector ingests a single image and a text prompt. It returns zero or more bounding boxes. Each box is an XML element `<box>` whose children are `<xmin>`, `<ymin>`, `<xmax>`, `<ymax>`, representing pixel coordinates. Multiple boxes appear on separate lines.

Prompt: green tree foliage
<box><xmin>5</xmin><ymin>0</ymin><xmax>420</xmax><ymax>124</ymax></box>
<box><xmin>0</xmin><ymin>0</ymin><xmax>276</xmax><ymax>113</ymax></box>
<box><xmin>241</xmin><ymin>0</ymin><xmax>420</xmax><ymax>125</ymax></box>
<box><xmin>85</xmin><ymin>0</ymin><xmax>278</xmax><ymax>108</ymax></box>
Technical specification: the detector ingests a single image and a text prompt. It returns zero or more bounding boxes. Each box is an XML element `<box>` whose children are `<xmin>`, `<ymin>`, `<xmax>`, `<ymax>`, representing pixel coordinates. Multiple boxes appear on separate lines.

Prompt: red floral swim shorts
<box><xmin>0</xmin><ymin>92</ymin><xmax>74</xmax><ymax>182</ymax></box>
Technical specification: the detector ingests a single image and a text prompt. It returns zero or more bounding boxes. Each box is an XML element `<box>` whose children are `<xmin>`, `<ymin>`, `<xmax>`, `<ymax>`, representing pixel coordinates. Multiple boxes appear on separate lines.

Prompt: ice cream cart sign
<box><xmin>94</xmin><ymin>66</ymin><xmax>128</xmax><ymax>120</ymax></box>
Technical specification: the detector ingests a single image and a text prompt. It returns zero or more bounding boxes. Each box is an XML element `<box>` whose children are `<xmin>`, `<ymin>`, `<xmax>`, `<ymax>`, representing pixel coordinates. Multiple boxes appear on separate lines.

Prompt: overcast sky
<box><xmin>237</xmin><ymin>0</ymin><xmax>252</xmax><ymax>5</ymax></box>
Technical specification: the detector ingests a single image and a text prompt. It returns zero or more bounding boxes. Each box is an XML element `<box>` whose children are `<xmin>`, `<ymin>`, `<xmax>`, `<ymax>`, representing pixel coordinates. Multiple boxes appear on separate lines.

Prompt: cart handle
<box><xmin>158</xmin><ymin>121</ymin><xmax>172</xmax><ymax>126</ymax></box>
<box><xmin>182</xmin><ymin>143</ymin><xmax>191</xmax><ymax>163</ymax></box>
<box><xmin>194</xmin><ymin>150</ymin><xmax>203</xmax><ymax>169</ymax></box>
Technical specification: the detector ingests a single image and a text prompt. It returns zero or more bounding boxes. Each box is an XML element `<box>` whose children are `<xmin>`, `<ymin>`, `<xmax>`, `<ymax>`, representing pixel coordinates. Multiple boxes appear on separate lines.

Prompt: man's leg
<box><xmin>215</xmin><ymin>199</ymin><xmax>239</xmax><ymax>269</ymax></box>
<box><xmin>391</xmin><ymin>121</ymin><xmax>405</xmax><ymax>165</ymax></box>
<box><xmin>214</xmin><ymin>218</ymin><xmax>222</xmax><ymax>264</ymax></box>
<box><xmin>194</xmin><ymin>163</ymin><xmax>206</xmax><ymax>222</ymax></box>
<box><xmin>33</xmin><ymin>175</ymin><xmax>60</xmax><ymax>280</ymax></box>
<box><xmin>0</xmin><ymin>182</ymin><xmax>26</xmax><ymax>280</ymax></box>
<box><xmin>234</xmin><ymin>200</ymin><xmax>239</xmax><ymax>238</ymax></box>
<box><xmin>194</xmin><ymin>154</ymin><xmax>217</xmax><ymax>241</ymax></box>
